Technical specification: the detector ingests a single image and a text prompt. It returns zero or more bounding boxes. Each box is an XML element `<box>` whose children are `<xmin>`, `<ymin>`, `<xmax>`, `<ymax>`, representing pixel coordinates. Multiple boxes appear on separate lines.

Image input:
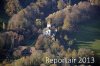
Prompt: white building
<box><xmin>43</xmin><ymin>28</ymin><xmax>51</xmax><ymax>36</ymax></box>
<box><xmin>47</xmin><ymin>23</ymin><xmax>51</xmax><ymax>28</ymax></box>
<box><xmin>46</xmin><ymin>18</ymin><xmax>52</xmax><ymax>28</ymax></box>
<box><xmin>43</xmin><ymin>18</ymin><xmax>52</xmax><ymax>36</ymax></box>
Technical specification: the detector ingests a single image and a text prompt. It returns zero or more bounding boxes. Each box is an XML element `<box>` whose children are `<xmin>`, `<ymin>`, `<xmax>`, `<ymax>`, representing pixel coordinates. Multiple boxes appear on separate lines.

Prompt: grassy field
<box><xmin>76</xmin><ymin>40</ymin><xmax>100</xmax><ymax>55</ymax></box>
<box><xmin>75</xmin><ymin>18</ymin><xmax>100</xmax><ymax>55</ymax></box>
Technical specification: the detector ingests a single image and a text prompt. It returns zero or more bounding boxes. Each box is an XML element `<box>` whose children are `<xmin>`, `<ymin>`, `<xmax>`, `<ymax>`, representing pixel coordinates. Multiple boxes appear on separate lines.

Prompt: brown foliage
<box><xmin>5</xmin><ymin>0</ymin><xmax>21</xmax><ymax>16</ymax></box>
<box><xmin>35</xmin><ymin>34</ymin><xmax>44</xmax><ymax>49</ymax></box>
<box><xmin>46</xmin><ymin>1</ymin><xmax>97</xmax><ymax>31</ymax></box>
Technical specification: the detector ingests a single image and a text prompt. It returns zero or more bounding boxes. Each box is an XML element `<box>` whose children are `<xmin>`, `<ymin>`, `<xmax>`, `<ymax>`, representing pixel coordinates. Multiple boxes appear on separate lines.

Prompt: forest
<box><xmin>0</xmin><ymin>0</ymin><xmax>100</xmax><ymax>66</ymax></box>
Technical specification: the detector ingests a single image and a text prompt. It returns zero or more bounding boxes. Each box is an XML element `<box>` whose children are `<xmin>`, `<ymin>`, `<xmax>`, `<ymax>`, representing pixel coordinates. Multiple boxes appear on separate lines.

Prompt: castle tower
<box><xmin>47</xmin><ymin>18</ymin><xmax>52</xmax><ymax>28</ymax></box>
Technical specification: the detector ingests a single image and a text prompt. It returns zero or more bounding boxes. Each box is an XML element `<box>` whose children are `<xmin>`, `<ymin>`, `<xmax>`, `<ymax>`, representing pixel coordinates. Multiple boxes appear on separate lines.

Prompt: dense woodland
<box><xmin>0</xmin><ymin>0</ymin><xmax>100</xmax><ymax>66</ymax></box>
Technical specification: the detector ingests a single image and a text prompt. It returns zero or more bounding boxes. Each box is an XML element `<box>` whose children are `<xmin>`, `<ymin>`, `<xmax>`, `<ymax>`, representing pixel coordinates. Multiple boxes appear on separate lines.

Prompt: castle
<box><xmin>43</xmin><ymin>18</ymin><xmax>57</xmax><ymax>39</ymax></box>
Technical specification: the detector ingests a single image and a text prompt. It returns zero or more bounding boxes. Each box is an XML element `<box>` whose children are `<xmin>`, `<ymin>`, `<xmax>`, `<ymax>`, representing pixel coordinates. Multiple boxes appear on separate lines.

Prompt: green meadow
<box><xmin>75</xmin><ymin>17</ymin><xmax>100</xmax><ymax>55</ymax></box>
